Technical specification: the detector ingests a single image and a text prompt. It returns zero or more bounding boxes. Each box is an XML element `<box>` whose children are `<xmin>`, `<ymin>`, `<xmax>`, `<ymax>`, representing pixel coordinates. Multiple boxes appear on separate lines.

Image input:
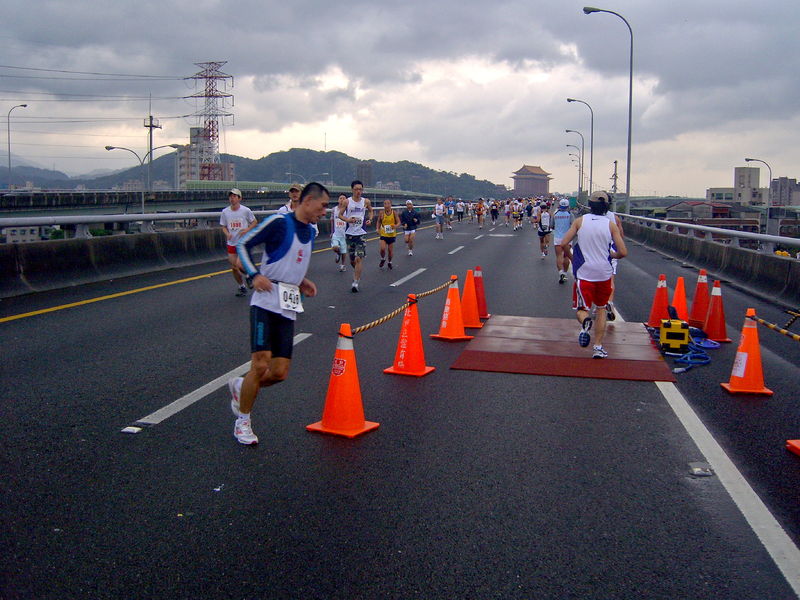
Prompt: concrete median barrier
<box><xmin>624</xmin><ymin>221</ymin><xmax>799</xmax><ymax>306</ymax></box>
<box><xmin>1</xmin><ymin>229</ymin><xmax>228</xmax><ymax>298</ymax></box>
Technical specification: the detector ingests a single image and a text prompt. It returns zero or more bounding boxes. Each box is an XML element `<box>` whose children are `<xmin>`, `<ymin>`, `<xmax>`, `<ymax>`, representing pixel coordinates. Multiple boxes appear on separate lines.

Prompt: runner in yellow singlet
<box><xmin>377</xmin><ymin>199</ymin><xmax>399</xmax><ymax>270</ymax></box>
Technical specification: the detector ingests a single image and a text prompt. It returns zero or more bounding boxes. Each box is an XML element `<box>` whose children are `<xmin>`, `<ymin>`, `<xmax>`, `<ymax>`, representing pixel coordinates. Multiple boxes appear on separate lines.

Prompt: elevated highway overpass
<box><xmin>1</xmin><ymin>215</ymin><xmax>799</xmax><ymax>598</ymax></box>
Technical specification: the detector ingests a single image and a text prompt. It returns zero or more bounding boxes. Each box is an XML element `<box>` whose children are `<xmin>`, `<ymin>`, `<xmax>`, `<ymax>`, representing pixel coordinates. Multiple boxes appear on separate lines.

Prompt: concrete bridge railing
<box><xmin>621</xmin><ymin>215</ymin><xmax>800</xmax><ymax>307</ymax></box>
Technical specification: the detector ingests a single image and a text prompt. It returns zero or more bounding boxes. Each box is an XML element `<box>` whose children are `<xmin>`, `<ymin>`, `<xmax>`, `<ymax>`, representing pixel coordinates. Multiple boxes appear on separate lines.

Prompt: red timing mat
<box><xmin>451</xmin><ymin>315</ymin><xmax>676</xmax><ymax>382</ymax></box>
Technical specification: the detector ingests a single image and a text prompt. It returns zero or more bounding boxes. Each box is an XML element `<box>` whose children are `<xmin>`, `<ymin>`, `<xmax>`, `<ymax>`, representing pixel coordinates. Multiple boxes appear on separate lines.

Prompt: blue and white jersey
<box><xmin>571</xmin><ymin>215</ymin><xmax>613</xmax><ymax>282</ymax></box>
<box><xmin>237</xmin><ymin>213</ymin><xmax>315</xmax><ymax>320</ymax></box>
<box><xmin>552</xmin><ymin>208</ymin><xmax>573</xmax><ymax>241</ymax></box>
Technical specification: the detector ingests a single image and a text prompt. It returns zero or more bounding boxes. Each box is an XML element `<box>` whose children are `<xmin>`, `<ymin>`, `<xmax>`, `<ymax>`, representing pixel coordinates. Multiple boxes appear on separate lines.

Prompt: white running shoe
<box><xmin>234</xmin><ymin>417</ymin><xmax>258</xmax><ymax>445</ymax></box>
<box><xmin>339</xmin><ymin>264</ymin><xmax>346</xmax><ymax>272</ymax></box>
<box><xmin>227</xmin><ymin>377</ymin><xmax>243</xmax><ymax>417</ymax></box>
<box><xmin>559</xmin><ymin>273</ymin><xmax>566</xmax><ymax>284</ymax></box>
<box><xmin>592</xmin><ymin>345</ymin><xmax>608</xmax><ymax>359</ymax></box>
<box><xmin>408</xmin><ymin>249</ymin><xmax>413</xmax><ymax>256</ymax></box>
<box><xmin>351</xmin><ymin>281</ymin><xmax>359</xmax><ymax>293</ymax></box>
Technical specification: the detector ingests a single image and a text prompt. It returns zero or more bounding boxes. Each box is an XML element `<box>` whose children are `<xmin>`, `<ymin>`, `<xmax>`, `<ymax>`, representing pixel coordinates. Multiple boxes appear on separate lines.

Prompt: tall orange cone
<box><xmin>721</xmin><ymin>309</ymin><xmax>773</xmax><ymax>395</ymax></box>
<box><xmin>384</xmin><ymin>294</ymin><xmax>435</xmax><ymax>377</ymax></box>
<box><xmin>672</xmin><ymin>276</ymin><xmax>689</xmax><ymax>321</ymax></box>
<box><xmin>430</xmin><ymin>276</ymin><xmax>474</xmax><ymax>341</ymax></box>
<box><xmin>647</xmin><ymin>274</ymin><xmax>670</xmax><ymax>327</ymax></box>
<box><xmin>474</xmin><ymin>266</ymin><xmax>491</xmax><ymax>319</ymax></box>
<box><xmin>688</xmin><ymin>269</ymin><xmax>710</xmax><ymax>328</ymax></box>
<box><xmin>307</xmin><ymin>323</ymin><xmax>380</xmax><ymax>438</ymax></box>
<box><xmin>461</xmin><ymin>270</ymin><xmax>483</xmax><ymax>329</ymax></box>
<box><xmin>703</xmin><ymin>280</ymin><xmax>732</xmax><ymax>342</ymax></box>
<box><xmin>787</xmin><ymin>440</ymin><xmax>800</xmax><ymax>457</ymax></box>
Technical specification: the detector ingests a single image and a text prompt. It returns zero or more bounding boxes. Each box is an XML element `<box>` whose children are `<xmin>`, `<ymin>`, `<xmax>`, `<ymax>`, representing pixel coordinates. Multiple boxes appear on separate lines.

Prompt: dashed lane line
<box><xmin>448</xmin><ymin>246</ymin><xmax>464</xmax><ymax>255</ymax></box>
<box><xmin>390</xmin><ymin>268</ymin><xmax>427</xmax><ymax>287</ymax></box>
<box><xmin>121</xmin><ymin>333</ymin><xmax>312</xmax><ymax>433</ymax></box>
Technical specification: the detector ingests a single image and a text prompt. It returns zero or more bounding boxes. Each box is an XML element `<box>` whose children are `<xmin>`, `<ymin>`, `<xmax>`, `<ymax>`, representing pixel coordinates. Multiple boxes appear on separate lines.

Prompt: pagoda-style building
<box><xmin>512</xmin><ymin>165</ymin><xmax>551</xmax><ymax>196</ymax></box>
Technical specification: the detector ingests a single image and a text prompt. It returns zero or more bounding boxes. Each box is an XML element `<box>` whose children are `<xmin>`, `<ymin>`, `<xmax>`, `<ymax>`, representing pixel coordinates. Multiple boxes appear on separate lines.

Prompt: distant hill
<box><xmin>5</xmin><ymin>148</ymin><xmax>508</xmax><ymax>199</ymax></box>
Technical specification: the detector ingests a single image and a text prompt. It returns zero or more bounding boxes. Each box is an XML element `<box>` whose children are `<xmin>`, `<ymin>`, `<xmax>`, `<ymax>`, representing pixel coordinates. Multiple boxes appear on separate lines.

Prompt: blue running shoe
<box><xmin>578</xmin><ymin>317</ymin><xmax>593</xmax><ymax>347</ymax></box>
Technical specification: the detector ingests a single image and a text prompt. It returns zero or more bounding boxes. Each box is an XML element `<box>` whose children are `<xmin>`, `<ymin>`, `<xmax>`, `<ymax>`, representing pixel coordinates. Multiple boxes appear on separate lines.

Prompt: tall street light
<box><xmin>568</xmin><ymin>149</ymin><xmax>582</xmax><ymax>198</ymax></box>
<box><xmin>567</xmin><ymin>98</ymin><xmax>594</xmax><ymax>194</ymax></box>
<box><xmin>106</xmin><ymin>144</ymin><xmax>181</xmax><ymax>214</ymax></box>
<box><xmin>744</xmin><ymin>157</ymin><xmax>772</xmax><ymax>204</ymax></box>
<box><xmin>745</xmin><ymin>157</ymin><xmax>776</xmax><ymax>245</ymax></box>
<box><xmin>566</xmin><ymin>131</ymin><xmax>585</xmax><ymax>198</ymax></box>
<box><xmin>583</xmin><ymin>6</ymin><xmax>633</xmax><ymax>214</ymax></box>
<box><xmin>7</xmin><ymin>104</ymin><xmax>27</xmax><ymax>189</ymax></box>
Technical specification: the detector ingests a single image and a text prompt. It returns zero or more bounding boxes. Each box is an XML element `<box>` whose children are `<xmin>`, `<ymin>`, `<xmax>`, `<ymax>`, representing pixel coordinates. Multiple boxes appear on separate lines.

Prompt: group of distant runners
<box><xmin>219</xmin><ymin>183</ymin><xmax>626</xmax><ymax>445</ymax></box>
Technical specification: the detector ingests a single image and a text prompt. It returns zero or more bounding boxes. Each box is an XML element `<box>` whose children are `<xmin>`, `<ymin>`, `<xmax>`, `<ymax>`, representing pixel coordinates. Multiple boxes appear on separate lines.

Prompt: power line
<box><xmin>0</xmin><ymin>64</ymin><xmax>182</xmax><ymax>78</ymax></box>
<box><xmin>10</xmin><ymin>129</ymin><xmax>145</xmax><ymax>138</ymax></box>
<box><xmin>0</xmin><ymin>74</ymin><xmax>183</xmax><ymax>81</ymax></box>
<box><xmin>0</xmin><ymin>88</ymin><xmax>184</xmax><ymax>99</ymax></box>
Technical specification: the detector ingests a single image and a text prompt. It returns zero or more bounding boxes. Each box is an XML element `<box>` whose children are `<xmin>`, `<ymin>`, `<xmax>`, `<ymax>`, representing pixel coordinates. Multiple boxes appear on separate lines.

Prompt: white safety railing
<box><xmin>620</xmin><ymin>213</ymin><xmax>800</xmax><ymax>251</ymax></box>
<box><xmin>0</xmin><ymin>205</ymin><xmax>436</xmax><ymax>239</ymax></box>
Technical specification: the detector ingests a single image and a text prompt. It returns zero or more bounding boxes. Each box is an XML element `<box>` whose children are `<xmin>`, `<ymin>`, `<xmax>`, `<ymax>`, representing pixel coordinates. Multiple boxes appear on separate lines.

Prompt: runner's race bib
<box><xmin>383</xmin><ymin>225</ymin><xmax>394</xmax><ymax>235</ymax></box>
<box><xmin>278</xmin><ymin>282</ymin><xmax>304</xmax><ymax>313</ymax></box>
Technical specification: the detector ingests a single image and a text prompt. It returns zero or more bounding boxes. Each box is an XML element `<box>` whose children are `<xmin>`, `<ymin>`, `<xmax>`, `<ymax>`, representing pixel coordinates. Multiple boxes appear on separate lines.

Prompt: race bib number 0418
<box><xmin>278</xmin><ymin>282</ymin><xmax>303</xmax><ymax>313</ymax></box>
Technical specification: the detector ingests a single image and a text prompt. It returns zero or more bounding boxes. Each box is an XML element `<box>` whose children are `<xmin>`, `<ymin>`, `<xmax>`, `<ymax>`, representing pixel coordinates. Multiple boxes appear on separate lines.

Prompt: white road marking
<box><xmin>448</xmin><ymin>246</ymin><xmax>464</xmax><ymax>255</ymax></box>
<box><xmin>390</xmin><ymin>268</ymin><xmax>426</xmax><ymax>287</ymax></box>
<box><xmin>615</xmin><ymin>313</ymin><xmax>800</xmax><ymax>594</ymax></box>
<box><xmin>124</xmin><ymin>333</ymin><xmax>312</xmax><ymax>430</ymax></box>
<box><xmin>474</xmin><ymin>235</ymin><xmax>484</xmax><ymax>240</ymax></box>
<box><xmin>656</xmin><ymin>381</ymin><xmax>800</xmax><ymax>596</ymax></box>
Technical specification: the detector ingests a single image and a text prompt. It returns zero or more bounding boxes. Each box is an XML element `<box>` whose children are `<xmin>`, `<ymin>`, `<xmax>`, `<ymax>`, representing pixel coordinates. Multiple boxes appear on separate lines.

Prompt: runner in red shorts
<box><xmin>559</xmin><ymin>191</ymin><xmax>627</xmax><ymax>358</ymax></box>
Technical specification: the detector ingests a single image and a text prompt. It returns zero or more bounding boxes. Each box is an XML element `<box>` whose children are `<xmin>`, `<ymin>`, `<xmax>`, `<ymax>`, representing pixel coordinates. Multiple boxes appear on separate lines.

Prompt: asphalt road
<box><xmin>2</xmin><ymin>218</ymin><xmax>799</xmax><ymax>599</ymax></box>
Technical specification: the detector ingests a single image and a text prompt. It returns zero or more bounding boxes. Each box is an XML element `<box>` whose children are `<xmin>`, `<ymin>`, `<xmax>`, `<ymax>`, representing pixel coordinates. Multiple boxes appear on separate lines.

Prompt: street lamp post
<box><xmin>567</xmin><ymin>98</ymin><xmax>594</xmax><ymax>194</ymax></box>
<box><xmin>105</xmin><ymin>144</ymin><xmax>181</xmax><ymax>214</ymax></box>
<box><xmin>7</xmin><ymin>104</ymin><xmax>27</xmax><ymax>189</ymax></box>
<box><xmin>285</xmin><ymin>172</ymin><xmax>307</xmax><ymax>184</ymax></box>
<box><xmin>745</xmin><ymin>157</ymin><xmax>776</xmax><ymax>248</ymax></box>
<box><xmin>566</xmin><ymin>131</ymin><xmax>585</xmax><ymax>198</ymax></box>
<box><xmin>568</xmin><ymin>150</ymin><xmax>582</xmax><ymax>198</ymax></box>
<box><xmin>583</xmin><ymin>7</ymin><xmax>633</xmax><ymax>214</ymax></box>
<box><xmin>567</xmin><ymin>144</ymin><xmax>583</xmax><ymax>199</ymax></box>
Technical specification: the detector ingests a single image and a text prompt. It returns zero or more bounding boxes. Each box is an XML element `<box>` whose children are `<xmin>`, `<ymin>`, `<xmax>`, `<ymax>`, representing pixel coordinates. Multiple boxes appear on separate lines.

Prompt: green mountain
<box><xmin>16</xmin><ymin>148</ymin><xmax>508</xmax><ymax>199</ymax></box>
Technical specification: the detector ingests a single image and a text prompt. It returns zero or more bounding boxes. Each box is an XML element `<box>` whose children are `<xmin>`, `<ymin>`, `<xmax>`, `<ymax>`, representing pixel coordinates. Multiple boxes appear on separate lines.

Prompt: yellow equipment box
<box><xmin>660</xmin><ymin>319</ymin><xmax>690</xmax><ymax>353</ymax></box>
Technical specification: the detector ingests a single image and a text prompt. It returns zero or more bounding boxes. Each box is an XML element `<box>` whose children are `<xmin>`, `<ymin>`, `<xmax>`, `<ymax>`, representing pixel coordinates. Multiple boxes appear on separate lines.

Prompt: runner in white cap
<box><xmin>219</xmin><ymin>188</ymin><xmax>257</xmax><ymax>296</ymax></box>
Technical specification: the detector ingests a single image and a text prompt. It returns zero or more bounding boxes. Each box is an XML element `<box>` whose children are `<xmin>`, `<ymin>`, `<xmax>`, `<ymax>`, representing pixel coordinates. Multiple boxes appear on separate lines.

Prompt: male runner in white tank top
<box><xmin>558</xmin><ymin>191</ymin><xmax>627</xmax><ymax>359</ymax></box>
<box><xmin>339</xmin><ymin>179</ymin><xmax>373</xmax><ymax>292</ymax></box>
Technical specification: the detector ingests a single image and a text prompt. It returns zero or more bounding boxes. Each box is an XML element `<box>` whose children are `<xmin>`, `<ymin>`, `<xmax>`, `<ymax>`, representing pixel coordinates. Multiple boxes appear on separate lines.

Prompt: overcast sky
<box><xmin>2</xmin><ymin>0</ymin><xmax>798</xmax><ymax>197</ymax></box>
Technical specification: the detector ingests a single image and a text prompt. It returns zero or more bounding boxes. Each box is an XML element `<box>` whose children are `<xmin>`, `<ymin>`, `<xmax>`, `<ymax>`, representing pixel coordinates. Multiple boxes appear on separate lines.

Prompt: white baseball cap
<box><xmin>229</xmin><ymin>188</ymin><xmax>242</xmax><ymax>197</ymax></box>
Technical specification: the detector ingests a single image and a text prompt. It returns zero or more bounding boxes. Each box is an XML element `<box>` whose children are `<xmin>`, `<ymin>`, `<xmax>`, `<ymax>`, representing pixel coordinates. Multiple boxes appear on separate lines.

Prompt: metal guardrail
<box><xmin>0</xmin><ymin>204</ymin><xmax>437</xmax><ymax>239</ymax></box>
<box><xmin>619</xmin><ymin>213</ymin><xmax>800</xmax><ymax>250</ymax></box>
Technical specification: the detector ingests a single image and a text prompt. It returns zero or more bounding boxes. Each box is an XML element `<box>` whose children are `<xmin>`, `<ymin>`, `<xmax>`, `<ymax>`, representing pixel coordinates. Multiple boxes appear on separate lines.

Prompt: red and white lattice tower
<box><xmin>185</xmin><ymin>61</ymin><xmax>234</xmax><ymax>180</ymax></box>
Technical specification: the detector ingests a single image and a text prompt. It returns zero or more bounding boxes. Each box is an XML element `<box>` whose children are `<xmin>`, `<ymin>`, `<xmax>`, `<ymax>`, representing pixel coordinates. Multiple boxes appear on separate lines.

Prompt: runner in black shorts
<box><xmin>250</xmin><ymin>305</ymin><xmax>295</xmax><ymax>358</ymax></box>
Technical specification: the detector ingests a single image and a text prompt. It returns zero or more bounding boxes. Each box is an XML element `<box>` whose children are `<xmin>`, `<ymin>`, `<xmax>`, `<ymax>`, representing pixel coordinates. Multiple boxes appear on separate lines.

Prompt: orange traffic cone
<box><xmin>430</xmin><ymin>276</ymin><xmax>474</xmax><ymax>341</ymax></box>
<box><xmin>720</xmin><ymin>309</ymin><xmax>773</xmax><ymax>395</ymax></box>
<box><xmin>461</xmin><ymin>270</ymin><xmax>483</xmax><ymax>329</ymax></box>
<box><xmin>688</xmin><ymin>269</ymin><xmax>710</xmax><ymax>328</ymax></box>
<box><xmin>307</xmin><ymin>323</ymin><xmax>380</xmax><ymax>438</ymax></box>
<box><xmin>384</xmin><ymin>294</ymin><xmax>435</xmax><ymax>377</ymax></box>
<box><xmin>703</xmin><ymin>280</ymin><xmax>731</xmax><ymax>342</ymax></box>
<box><xmin>787</xmin><ymin>440</ymin><xmax>800</xmax><ymax>457</ymax></box>
<box><xmin>647</xmin><ymin>274</ymin><xmax>670</xmax><ymax>327</ymax></box>
<box><xmin>474</xmin><ymin>266</ymin><xmax>491</xmax><ymax>319</ymax></box>
<box><xmin>672</xmin><ymin>276</ymin><xmax>689</xmax><ymax>321</ymax></box>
